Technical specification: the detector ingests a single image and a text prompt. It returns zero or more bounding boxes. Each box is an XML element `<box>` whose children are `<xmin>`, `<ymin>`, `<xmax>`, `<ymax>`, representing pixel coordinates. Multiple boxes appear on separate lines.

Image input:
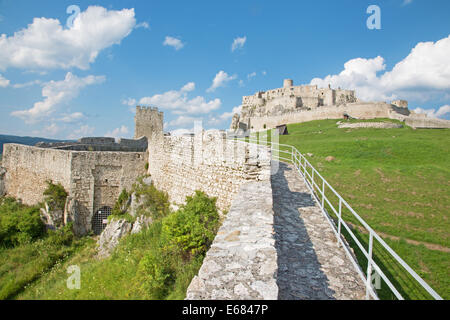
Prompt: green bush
<box><xmin>0</xmin><ymin>197</ymin><xmax>45</xmax><ymax>247</ymax></box>
<box><xmin>112</xmin><ymin>189</ymin><xmax>130</xmax><ymax>216</ymax></box>
<box><xmin>137</xmin><ymin>247</ymin><xmax>176</xmax><ymax>299</ymax></box>
<box><xmin>161</xmin><ymin>191</ymin><xmax>219</xmax><ymax>258</ymax></box>
<box><xmin>46</xmin><ymin>222</ymin><xmax>74</xmax><ymax>246</ymax></box>
<box><xmin>134</xmin><ymin>182</ymin><xmax>170</xmax><ymax>219</ymax></box>
<box><xmin>43</xmin><ymin>180</ymin><xmax>68</xmax><ymax>211</ymax></box>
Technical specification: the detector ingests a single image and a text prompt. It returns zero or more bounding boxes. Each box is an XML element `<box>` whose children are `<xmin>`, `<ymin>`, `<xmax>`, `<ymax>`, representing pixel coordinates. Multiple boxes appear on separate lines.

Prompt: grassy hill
<box><xmin>262</xmin><ymin>118</ymin><xmax>449</xmax><ymax>299</ymax></box>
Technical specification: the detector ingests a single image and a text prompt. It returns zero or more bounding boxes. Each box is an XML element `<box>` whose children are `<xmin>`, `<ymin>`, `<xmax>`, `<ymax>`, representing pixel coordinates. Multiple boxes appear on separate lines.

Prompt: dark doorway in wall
<box><xmin>92</xmin><ymin>206</ymin><xmax>112</xmax><ymax>235</ymax></box>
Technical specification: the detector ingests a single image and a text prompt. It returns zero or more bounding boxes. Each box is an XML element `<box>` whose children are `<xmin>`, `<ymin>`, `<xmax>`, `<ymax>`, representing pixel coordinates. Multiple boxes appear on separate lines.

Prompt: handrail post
<box><xmin>321</xmin><ymin>180</ymin><xmax>325</xmax><ymax>208</ymax></box>
<box><xmin>366</xmin><ymin>232</ymin><xmax>374</xmax><ymax>300</ymax></box>
<box><xmin>338</xmin><ymin>198</ymin><xmax>342</xmax><ymax>242</ymax></box>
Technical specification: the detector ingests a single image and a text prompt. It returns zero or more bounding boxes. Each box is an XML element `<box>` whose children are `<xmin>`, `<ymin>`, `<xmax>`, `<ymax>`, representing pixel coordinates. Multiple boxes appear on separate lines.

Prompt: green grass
<box><xmin>13</xmin><ymin>190</ymin><xmax>218</xmax><ymax>300</ymax></box>
<box><xmin>16</xmin><ymin>222</ymin><xmax>204</xmax><ymax>300</ymax></box>
<box><xmin>0</xmin><ymin>237</ymin><xmax>88</xmax><ymax>299</ymax></box>
<box><xmin>252</xmin><ymin>119</ymin><xmax>449</xmax><ymax>299</ymax></box>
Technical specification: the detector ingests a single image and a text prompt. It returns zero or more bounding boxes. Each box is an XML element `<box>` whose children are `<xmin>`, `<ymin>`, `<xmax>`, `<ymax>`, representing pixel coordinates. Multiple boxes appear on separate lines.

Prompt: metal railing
<box><xmin>241</xmin><ymin>136</ymin><xmax>443</xmax><ymax>300</ymax></box>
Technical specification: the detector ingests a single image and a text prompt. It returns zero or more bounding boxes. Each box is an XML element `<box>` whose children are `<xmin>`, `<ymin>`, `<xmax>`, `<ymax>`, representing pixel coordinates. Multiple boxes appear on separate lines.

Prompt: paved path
<box><xmin>272</xmin><ymin>161</ymin><xmax>366</xmax><ymax>300</ymax></box>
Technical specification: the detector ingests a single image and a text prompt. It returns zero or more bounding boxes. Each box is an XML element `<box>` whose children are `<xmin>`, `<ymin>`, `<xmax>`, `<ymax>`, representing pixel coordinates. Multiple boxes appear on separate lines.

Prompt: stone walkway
<box><xmin>272</xmin><ymin>161</ymin><xmax>366</xmax><ymax>300</ymax></box>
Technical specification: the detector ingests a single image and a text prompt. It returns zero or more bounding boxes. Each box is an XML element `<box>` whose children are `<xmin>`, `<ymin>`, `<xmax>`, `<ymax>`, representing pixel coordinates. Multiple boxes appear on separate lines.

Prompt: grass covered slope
<box><xmin>272</xmin><ymin>119</ymin><xmax>449</xmax><ymax>299</ymax></box>
<box><xmin>12</xmin><ymin>190</ymin><xmax>219</xmax><ymax>300</ymax></box>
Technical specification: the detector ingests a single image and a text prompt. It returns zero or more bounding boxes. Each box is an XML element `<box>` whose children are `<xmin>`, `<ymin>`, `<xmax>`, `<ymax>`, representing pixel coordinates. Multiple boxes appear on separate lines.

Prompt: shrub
<box><xmin>46</xmin><ymin>222</ymin><xmax>74</xmax><ymax>246</ymax></box>
<box><xmin>0</xmin><ymin>198</ymin><xmax>45</xmax><ymax>247</ymax></box>
<box><xmin>145</xmin><ymin>162</ymin><xmax>149</xmax><ymax>170</ymax></box>
<box><xmin>43</xmin><ymin>180</ymin><xmax>68</xmax><ymax>212</ymax></box>
<box><xmin>161</xmin><ymin>191</ymin><xmax>219</xmax><ymax>259</ymax></box>
<box><xmin>135</xmin><ymin>183</ymin><xmax>170</xmax><ymax>219</ymax></box>
<box><xmin>112</xmin><ymin>189</ymin><xmax>130</xmax><ymax>216</ymax></box>
<box><xmin>137</xmin><ymin>247</ymin><xmax>176</xmax><ymax>299</ymax></box>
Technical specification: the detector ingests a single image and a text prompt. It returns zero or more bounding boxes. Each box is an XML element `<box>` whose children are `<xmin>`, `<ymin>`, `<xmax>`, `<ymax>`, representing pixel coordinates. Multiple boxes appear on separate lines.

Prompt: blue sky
<box><xmin>0</xmin><ymin>0</ymin><xmax>449</xmax><ymax>139</ymax></box>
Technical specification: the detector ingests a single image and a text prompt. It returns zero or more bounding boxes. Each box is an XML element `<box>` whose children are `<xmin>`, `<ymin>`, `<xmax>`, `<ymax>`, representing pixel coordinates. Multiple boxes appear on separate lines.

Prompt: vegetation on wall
<box><xmin>43</xmin><ymin>180</ymin><xmax>68</xmax><ymax>212</ymax></box>
<box><xmin>0</xmin><ymin>197</ymin><xmax>44</xmax><ymax>247</ymax></box>
<box><xmin>1</xmin><ymin>177</ymin><xmax>220</xmax><ymax>300</ymax></box>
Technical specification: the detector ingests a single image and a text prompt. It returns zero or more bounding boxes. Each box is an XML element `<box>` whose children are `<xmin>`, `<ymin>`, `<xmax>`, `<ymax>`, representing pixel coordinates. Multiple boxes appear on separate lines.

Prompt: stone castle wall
<box><xmin>148</xmin><ymin>130</ymin><xmax>271</xmax><ymax>212</ymax></box>
<box><xmin>186</xmin><ymin>180</ymin><xmax>278</xmax><ymax>300</ymax></box>
<box><xmin>69</xmin><ymin>151</ymin><xmax>147</xmax><ymax>235</ymax></box>
<box><xmin>2</xmin><ymin>144</ymin><xmax>147</xmax><ymax>235</ymax></box>
<box><xmin>248</xmin><ymin>102</ymin><xmax>394</xmax><ymax>131</ymax></box>
<box><xmin>2</xmin><ymin>144</ymin><xmax>72</xmax><ymax>205</ymax></box>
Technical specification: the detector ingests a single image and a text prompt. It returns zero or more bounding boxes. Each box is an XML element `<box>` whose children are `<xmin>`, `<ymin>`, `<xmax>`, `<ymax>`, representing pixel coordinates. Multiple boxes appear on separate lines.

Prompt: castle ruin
<box><xmin>0</xmin><ymin>106</ymin><xmax>271</xmax><ymax>236</ymax></box>
<box><xmin>231</xmin><ymin>79</ymin><xmax>450</xmax><ymax>131</ymax></box>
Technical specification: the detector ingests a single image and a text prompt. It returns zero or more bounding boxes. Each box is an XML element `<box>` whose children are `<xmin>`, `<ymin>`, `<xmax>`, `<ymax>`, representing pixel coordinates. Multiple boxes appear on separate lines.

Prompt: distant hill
<box><xmin>0</xmin><ymin>134</ymin><xmax>74</xmax><ymax>155</ymax></box>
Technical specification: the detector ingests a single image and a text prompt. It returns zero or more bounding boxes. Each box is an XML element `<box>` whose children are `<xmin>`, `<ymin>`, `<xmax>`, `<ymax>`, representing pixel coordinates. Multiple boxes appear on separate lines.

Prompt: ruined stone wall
<box><xmin>2</xmin><ymin>144</ymin><xmax>72</xmax><ymax>205</ymax></box>
<box><xmin>248</xmin><ymin>102</ymin><xmax>393</xmax><ymax>130</ymax></box>
<box><xmin>69</xmin><ymin>151</ymin><xmax>147</xmax><ymax>234</ymax></box>
<box><xmin>2</xmin><ymin>144</ymin><xmax>147</xmax><ymax>235</ymax></box>
<box><xmin>405</xmin><ymin>117</ymin><xmax>450</xmax><ymax>129</ymax></box>
<box><xmin>186</xmin><ymin>179</ymin><xmax>278</xmax><ymax>300</ymax></box>
<box><xmin>148</xmin><ymin>130</ymin><xmax>271</xmax><ymax>211</ymax></box>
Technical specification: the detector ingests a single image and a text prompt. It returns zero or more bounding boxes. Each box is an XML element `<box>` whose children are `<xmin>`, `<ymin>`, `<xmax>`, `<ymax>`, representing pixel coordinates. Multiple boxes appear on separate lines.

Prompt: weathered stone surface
<box><xmin>63</xmin><ymin>197</ymin><xmax>85</xmax><ymax>236</ymax></box>
<box><xmin>97</xmin><ymin>219</ymin><xmax>132</xmax><ymax>258</ymax></box>
<box><xmin>0</xmin><ymin>167</ymin><xmax>6</xmax><ymax>197</ymax></box>
<box><xmin>186</xmin><ymin>180</ymin><xmax>278</xmax><ymax>300</ymax></box>
<box><xmin>40</xmin><ymin>202</ymin><xmax>64</xmax><ymax>230</ymax></box>
<box><xmin>148</xmin><ymin>130</ymin><xmax>271</xmax><ymax>212</ymax></box>
<box><xmin>128</xmin><ymin>192</ymin><xmax>145</xmax><ymax>217</ymax></box>
<box><xmin>338</xmin><ymin>122</ymin><xmax>403</xmax><ymax>129</ymax></box>
<box><xmin>2</xmin><ymin>143</ymin><xmax>147</xmax><ymax>235</ymax></box>
<box><xmin>131</xmin><ymin>215</ymin><xmax>152</xmax><ymax>234</ymax></box>
<box><xmin>142</xmin><ymin>176</ymin><xmax>153</xmax><ymax>186</ymax></box>
<box><xmin>272</xmin><ymin>162</ymin><xmax>366</xmax><ymax>300</ymax></box>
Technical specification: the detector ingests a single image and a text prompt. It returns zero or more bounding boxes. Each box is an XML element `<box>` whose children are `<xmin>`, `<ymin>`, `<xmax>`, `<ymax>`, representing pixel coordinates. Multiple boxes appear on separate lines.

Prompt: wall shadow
<box><xmin>272</xmin><ymin>161</ymin><xmax>336</xmax><ymax>300</ymax></box>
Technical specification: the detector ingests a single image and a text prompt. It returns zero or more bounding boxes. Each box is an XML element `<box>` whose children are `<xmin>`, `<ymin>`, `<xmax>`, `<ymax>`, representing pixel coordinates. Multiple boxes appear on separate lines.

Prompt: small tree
<box><xmin>43</xmin><ymin>180</ymin><xmax>68</xmax><ymax>211</ymax></box>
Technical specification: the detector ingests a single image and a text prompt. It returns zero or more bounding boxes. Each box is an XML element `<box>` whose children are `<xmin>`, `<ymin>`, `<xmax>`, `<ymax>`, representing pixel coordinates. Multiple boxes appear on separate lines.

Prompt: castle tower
<box><xmin>283</xmin><ymin>79</ymin><xmax>293</xmax><ymax>88</ymax></box>
<box><xmin>134</xmin><ymin>106</ymin><xmax>164</xmax><ymax>141</ymax></box>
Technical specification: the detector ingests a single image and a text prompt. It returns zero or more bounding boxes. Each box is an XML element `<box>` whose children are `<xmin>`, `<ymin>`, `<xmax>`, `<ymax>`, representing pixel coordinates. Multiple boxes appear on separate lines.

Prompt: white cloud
<box><xmin>181</xmin><ymin>82</ymin><xmax>195</xmax><ymax>92</ymax></box>
<box><xmin>231</xmin><ymin>36</ymin><xmax>246</xmax><ymax>52</ymax></box>
<box><xmin>168</xmin><ymin>115</ymin><xmax>201</xmax><ymax>127</ymax></box>
<box><xmin>262</xmin><ymin>70</ymin><xmax>267</xmax><ymax>76</ymax></box>
<box><xmin>0</xmin><ymin>74</ymin><xmax>10</xmax><ymax>87</ymax></box>
<box><xmin>139</xmin><ymin>82</ymin><xmax>221</xmax><ymax>115</ymax></box>
<box><xmin>12</xmin><ymin>79</ymin><xmax>41</xmax><ymax>88</ymax></box>
<box><xmin>207</xmin><ymin>70</ymin><xmax>237</xmax><ymax>92</ymax></box>
<box><xmin>247</xmin><ymin>72</ymin><xmax>256</xmax><ymax>79</ymax></box>
<box><xmin>105</xmin><ymin>125</ymin><xmax>129</xmax><ymax>139</ymax></box>
<box><xmin>219</xmin><ymin>106</ymin><xmax>242</xmax><ymax>121</ymax></box>
<box><xmin>68</xmin><ymin>124</ymin><xmax>95</xmax><ymax>139</ymax></box>
<box><xmin>163</xmin><ymin>36</ymin><xmax>184</xmax><ymax>50</ymax></box>
<box><xmin>11</xmin><ymin>72</ymin><xmax>105</xmax><ymax>122</ymax></box>
<box><xmin>208</xmin><ymin>106</ymin><xmax>242</xmax><ymax>126</ymax></box>
<box><xmin>169</xmin><ymin>128</ymin><xmax>193</xmax><ymax>136</ymax></box>
<box><xmin>135</xmin><ymin>21</ymin><xmax>150</xmax><ymax>29</ymax></box>
<box><xmin>43</xmin><ymin>123</ymin><xmax>61</xmax><ymax>136</ymax></box>
<box><xmin>413</xmin><ymin>105</ymin><xmax>450</xmax><ymax>119</ymax></box>
<box><xmin>122</xmin><ymin>97</ymin><xmax>137</xmax><ymax>106</ymax></box>
<box><xmin>58</xmin><ymin>112</ymin><xmax>85</xmax><ymax>123</ymax></box>
<box><xmin>310</xmin><ymin>35</ymin><xmax>450</xmax><ymax>102</ymax></box>
<box><xmin>238</xmin><ymin>79</ymin><xmax>245</xmax><ymax>87</ymax></box>
<box><xmin>0</xmin><ymin>6</ymin><xmax>136</xmax><ymax>71</ymax></box>
<box><xmin>402</xmin><ymin>0</ymin><xmax>413</xmax><ymax>6</ymax></box>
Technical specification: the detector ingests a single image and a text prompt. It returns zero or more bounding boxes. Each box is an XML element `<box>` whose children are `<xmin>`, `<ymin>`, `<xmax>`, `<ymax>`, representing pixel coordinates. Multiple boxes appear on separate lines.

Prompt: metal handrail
<box><xmin>240</xmin><ymin>137</ymin><xmax>443</xmax><ymax>300</ymax></box>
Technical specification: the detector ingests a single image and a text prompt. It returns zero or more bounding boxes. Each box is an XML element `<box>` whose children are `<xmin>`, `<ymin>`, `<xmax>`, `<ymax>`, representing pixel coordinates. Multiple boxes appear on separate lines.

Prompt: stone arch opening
<box><xmin>92</xmin><ymin>206</ymin><xmax>112</xmax><ymax>235</ymax></box>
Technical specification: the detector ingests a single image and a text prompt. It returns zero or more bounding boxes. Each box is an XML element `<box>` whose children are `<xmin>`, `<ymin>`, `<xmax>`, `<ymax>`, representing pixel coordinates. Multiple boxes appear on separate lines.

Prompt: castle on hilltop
<box><xmin>231</xmin><ymin>79</ymin><xmax>450</xmax><ymax>131</ymax></box>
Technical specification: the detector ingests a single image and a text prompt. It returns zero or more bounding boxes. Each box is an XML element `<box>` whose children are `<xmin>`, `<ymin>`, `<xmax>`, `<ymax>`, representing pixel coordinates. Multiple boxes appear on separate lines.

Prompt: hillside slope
<box><xmin>270</xmin><ymin>118</ymin><xmax>449</xmax><ymax>299</ymax></box>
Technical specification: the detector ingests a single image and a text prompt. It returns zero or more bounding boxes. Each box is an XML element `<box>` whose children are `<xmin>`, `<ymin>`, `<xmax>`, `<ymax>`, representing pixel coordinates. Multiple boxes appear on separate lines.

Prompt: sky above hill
<box><xmin>0</xmin><ymin>0</ymin><xmax>449</xmax><ymax>139</ymax></box>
